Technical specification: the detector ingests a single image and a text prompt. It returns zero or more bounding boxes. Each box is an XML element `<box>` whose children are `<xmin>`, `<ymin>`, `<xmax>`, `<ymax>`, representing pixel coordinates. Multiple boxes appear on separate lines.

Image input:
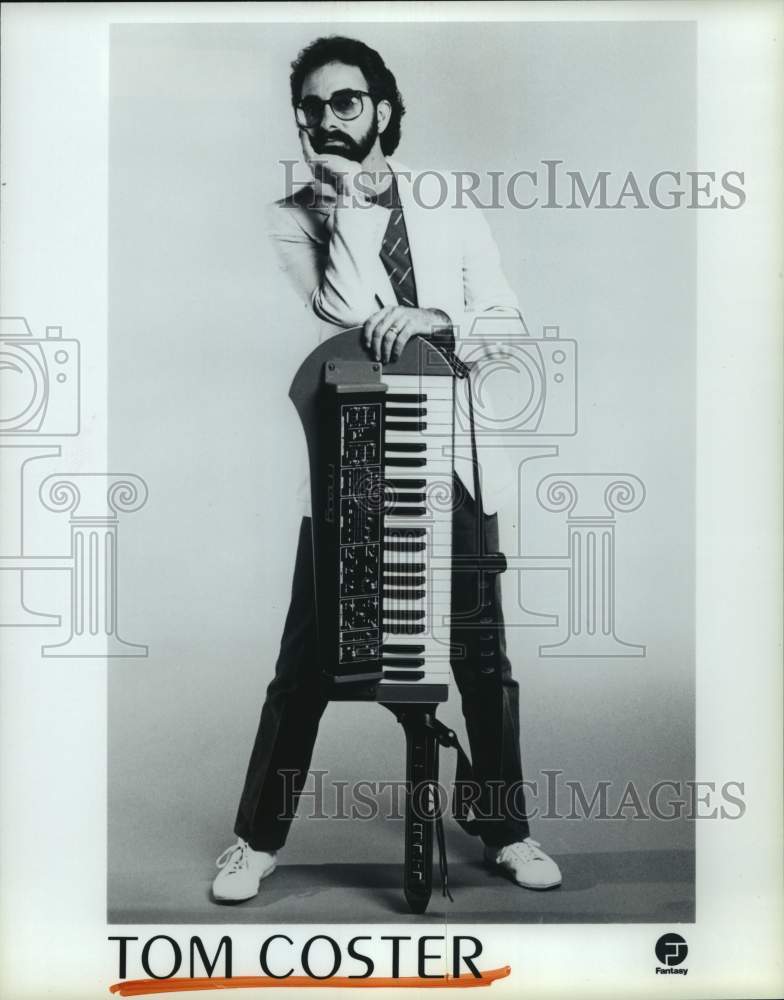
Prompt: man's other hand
<box><xmin>363</xmin><ymin>306</ymin><xmax>451</xmax><ymax>363</ymax></box>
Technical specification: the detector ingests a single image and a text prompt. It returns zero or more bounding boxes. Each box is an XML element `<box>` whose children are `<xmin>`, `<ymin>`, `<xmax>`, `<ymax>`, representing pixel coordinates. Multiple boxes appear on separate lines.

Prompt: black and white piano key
<box><xmin>386</xmin><ymin>457</ymin><xmax>428</xmax><ymax>468</ymax></box>
<box><xmin>383</xmin><ymin>609</ymin><xmax>426</xmax><ymax>621</ymax></box>
<box><xmin>383</xmin><ymin>670</ymin><xmax>426</xmax><ymax>681</ymax></box>
<box><xmin>384</xmin><ymin>543</ymin><xmax>427</xmax><ymax>555</ymax></box>
<box><xmin>386</xmin><ymin>479</ymin><xmax>427</xmax><ymax>490</ymax></box>
<box><xmin>384</xmin><ymin>576</ymin><xmax>426</xmax><ymax>589</ymax></box>
<box><xmin>386</xmin><ymin>421</ymin><xmax>428</xmax><ymax>432</ymax></box>
<box><xmin>384</xmin><ymin>443</ymin><xmax>427</xmax><ymax>454</ymax></box>
<box><xmin>386</xmin><ymin>407</ymin><xmax>427</xmax><ymax>418</ymax></box>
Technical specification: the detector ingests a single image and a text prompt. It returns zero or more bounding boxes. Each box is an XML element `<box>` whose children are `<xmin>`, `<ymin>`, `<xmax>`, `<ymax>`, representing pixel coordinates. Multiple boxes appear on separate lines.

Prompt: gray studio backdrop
<box><xmin>108</xmin><ymin>21</ymin><xmax>695</xmax><ymax>920</ymax></box>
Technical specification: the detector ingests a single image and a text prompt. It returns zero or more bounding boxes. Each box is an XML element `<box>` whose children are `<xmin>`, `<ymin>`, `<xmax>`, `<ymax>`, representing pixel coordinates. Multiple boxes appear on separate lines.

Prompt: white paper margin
<box><xmin>0</xmin><ymin>2</ymin><xmax>781</xmax><ymax>998</ymax></box>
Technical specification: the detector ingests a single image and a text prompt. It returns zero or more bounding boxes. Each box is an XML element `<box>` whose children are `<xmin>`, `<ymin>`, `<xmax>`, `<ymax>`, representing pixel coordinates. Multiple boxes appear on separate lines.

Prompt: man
<box><xmin>212</xmin><ymin>35</ymin><xmax>561</xmax><ymax>902</ymax></box>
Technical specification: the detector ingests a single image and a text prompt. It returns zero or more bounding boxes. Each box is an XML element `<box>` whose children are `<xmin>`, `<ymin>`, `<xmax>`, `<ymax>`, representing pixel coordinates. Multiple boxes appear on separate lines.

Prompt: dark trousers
<box><xmin>234</xmin><ymin>481</ymin><xmax>530</xmax><ymax>850</ymax></box>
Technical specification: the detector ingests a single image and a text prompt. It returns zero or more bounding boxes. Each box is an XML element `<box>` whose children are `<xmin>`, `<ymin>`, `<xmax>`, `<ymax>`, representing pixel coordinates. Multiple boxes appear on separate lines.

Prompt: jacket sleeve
<box><xmin>451</xmin><ymin>204</ymin><xmax>528</xmax><ymax>361</ymax></box>
<box><xmin>266</xmin><ymin>199</ymin><xmax>392</xmax><ymax>328</ymax></box>
<box><xmin>313</xmin><ymin>202</ymin><xmax>394</xmax><ymax>326</ymax></box>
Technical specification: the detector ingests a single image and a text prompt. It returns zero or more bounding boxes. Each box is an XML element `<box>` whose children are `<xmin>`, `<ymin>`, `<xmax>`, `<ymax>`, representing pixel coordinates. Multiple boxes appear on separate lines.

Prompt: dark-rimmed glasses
<box><xmin>295</xmin><ymin>89</ymin><xmax>372</xmax><ymax>128</ymax></box>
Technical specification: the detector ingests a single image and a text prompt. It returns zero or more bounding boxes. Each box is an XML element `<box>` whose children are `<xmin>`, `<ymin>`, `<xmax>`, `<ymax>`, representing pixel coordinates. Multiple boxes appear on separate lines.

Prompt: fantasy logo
<box><xmin>654</xmin><ymin>933</ymin><xmax>689</xmax><ymax>977</ymax></box>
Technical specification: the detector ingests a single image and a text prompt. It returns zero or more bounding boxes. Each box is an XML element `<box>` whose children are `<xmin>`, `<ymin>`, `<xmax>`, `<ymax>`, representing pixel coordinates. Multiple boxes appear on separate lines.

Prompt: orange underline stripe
<box><xmin>108</xmin><ymin>967</ymin><xmax>511</xmax><ymax>995</ymax></box>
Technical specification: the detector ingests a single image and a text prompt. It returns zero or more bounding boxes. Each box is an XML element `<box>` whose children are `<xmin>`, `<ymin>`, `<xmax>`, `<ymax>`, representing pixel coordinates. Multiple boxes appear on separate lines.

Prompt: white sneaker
<box><xmin>484</xmin><ymin>838</ymin><xmax>562</xmax><ymax>890</ymax></box>
<box><xmin>212</xmin><ymin>839</ymin><xmax>277</xmax><ymax>902</ymax></box>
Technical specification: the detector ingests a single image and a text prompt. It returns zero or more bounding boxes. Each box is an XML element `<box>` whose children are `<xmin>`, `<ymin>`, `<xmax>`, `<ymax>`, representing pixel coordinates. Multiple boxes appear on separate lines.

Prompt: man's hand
<box><xmin>363</xmin><ymin>305</ymin><xmax>451</xmax><ymax>363</ymax></box>
<box><xmin>299</xmin><ymin>129</ymin><xmax>363</xmax><ymax>198</ymax></box>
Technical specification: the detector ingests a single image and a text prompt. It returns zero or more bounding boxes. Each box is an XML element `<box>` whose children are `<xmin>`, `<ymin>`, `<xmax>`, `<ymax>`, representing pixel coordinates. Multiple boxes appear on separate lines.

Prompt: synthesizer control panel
<box><xmin>338</xmin><ymin>403</ymin><xmax>383</xmax><ymax>667</ymax></box>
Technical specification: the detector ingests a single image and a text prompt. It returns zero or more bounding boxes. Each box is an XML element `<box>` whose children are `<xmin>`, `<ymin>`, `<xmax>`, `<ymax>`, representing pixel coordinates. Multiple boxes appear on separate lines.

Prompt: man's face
<box><xmin>299</xmin><ymin>61</ymin><xmax>379</xmax><ymax>162</ymax></box>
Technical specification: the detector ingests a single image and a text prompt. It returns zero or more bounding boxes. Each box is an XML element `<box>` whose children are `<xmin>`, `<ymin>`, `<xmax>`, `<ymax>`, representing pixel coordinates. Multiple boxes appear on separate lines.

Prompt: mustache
<box><xmin>311</xmin><ymin>130</ymin><xmax>359</xmax><ymax>153</ymax></box>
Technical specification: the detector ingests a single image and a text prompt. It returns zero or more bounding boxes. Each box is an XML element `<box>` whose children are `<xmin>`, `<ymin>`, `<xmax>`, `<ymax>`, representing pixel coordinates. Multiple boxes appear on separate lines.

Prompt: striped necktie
<box><xmin>373</xmin><ymin>177</ymin><xmax>468</xmax><ymax>377</ymax></box>
<box><xmin>374</xmin><ymin>180</ymin><xmax>419</xmax><ymax>308</ymax></box>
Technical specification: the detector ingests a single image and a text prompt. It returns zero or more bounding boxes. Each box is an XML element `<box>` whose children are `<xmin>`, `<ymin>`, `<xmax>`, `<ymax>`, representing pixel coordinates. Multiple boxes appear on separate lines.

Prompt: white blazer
<box><xmin>267</xmin><ymin>158</ymin><xmax>525</xmax><ymax>514</ymax></box>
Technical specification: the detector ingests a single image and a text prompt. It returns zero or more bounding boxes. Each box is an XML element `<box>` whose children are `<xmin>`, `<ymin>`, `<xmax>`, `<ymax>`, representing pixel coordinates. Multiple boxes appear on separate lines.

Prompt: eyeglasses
<box><xmin>295</xmin><ymin>89</ymin><xmax>372</xmax><ymax>128</ymax></box>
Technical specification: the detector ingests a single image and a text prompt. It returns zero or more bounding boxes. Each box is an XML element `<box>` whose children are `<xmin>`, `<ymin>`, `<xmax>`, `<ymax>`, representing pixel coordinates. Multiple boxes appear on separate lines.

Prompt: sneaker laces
<box><xmin>215</xmin><ymin>840</ymin><xmax>250</xmax><ymax>874</ymax></box>
<box><xmin>496</xmin><ymin>839</ymin><xmax>545</xmax><ymax>866</ymax></box>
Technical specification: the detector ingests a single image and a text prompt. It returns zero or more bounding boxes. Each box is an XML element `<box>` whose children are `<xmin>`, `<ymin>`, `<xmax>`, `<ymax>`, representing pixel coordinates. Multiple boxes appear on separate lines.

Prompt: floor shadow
<box><xmin>109</xmin><ymin>847</ymin><xmax>694</xmax><ymax>924</ymax></box>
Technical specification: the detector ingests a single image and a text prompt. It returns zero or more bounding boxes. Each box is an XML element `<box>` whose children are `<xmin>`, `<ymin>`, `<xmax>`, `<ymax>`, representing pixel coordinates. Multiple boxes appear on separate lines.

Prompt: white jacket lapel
<box><xmin>392</xmin><ymin>160</ymin><xmax>461</xmax><ymax>317</ymax></box>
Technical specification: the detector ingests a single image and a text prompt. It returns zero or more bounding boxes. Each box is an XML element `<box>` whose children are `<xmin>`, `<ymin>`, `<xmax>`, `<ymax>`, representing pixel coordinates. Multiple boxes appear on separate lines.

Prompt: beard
<box><xmin>311</xmin><ymin>115</ymin><xmax>379</xmax><ymax>163</ymax></box>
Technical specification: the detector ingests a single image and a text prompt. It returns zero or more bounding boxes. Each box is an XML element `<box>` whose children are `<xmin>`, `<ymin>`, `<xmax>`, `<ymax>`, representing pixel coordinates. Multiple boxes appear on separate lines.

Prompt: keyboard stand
<box><xmin>385</xmin><ymin>703</ymin><xmax>440</xmax><ymax>913</ymax></box>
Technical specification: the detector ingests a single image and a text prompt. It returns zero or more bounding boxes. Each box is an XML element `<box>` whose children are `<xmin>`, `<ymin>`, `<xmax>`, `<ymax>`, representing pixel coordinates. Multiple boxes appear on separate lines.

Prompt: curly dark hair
<box><xmin>289</xmin><ymin>36</ymin><xmax>405</xmax><ymax>155</ymax></box>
